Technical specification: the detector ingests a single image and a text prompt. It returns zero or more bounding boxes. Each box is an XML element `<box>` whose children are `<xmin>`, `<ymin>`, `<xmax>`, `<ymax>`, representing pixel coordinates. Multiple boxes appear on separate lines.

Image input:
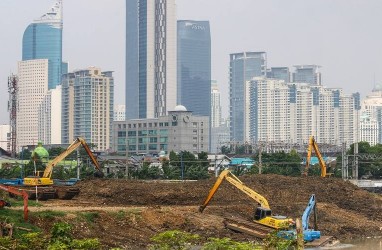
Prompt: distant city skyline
<box><xmin>1</xmin><ymin>0</ymin><xmax>381</xmax><ymax>125</ymax></box>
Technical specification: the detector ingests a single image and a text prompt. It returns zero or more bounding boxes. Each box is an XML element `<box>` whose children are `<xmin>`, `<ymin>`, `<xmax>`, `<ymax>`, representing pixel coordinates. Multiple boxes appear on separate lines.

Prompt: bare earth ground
<box><xmin>22</xmin><ymin>175</ymin><xmax>382</xmax><ymax>249</ymax></box>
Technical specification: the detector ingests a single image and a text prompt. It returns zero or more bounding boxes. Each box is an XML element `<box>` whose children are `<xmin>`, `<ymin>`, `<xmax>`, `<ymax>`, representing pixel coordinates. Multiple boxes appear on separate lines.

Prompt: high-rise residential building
<box><xmin>250</xmin><ymin>77</ymin><xmax>360</xmax><ymax>146</ymax></box>
<box><xmin>177</xmin><ymin>20</ymin><xmax>211</xmax><ymax>117</ymax></box>
<box><xmin>126</xmin><ymin>0</ymin><xmax>177</xmax><ymax>119</ymax></box>
<box><xmin>229</xmin><ymin>52</ymin><xmax>266</xmax><ymax>143</ymax></box>
<box><xmin>61</xmin><ymin>67</ymin><xmax>114</xmax><ymax>151</ymax></box>
<box><xmin>211</xmin><ymin>80</ymin><xmax>221</xmax><ymax>128</ymax></box>
<box><xmin>267</xmin><ymin>67</ymin><xmax>290</xmax><ymax>82</ymax></box>
<box><xmin>22</xmin><ymin>1</ymin><xmax>63</xmax><ymax>90</ymax></box>
<box><xmin>17</xmin><ymin>59</ymin><xmax>49</xmax><ymax>149</ymax></box>
<box><xmin>359</xmin><ymin>113</ymin><xmax>378</xmax><ymax>146</ymax></box>
<box><xmin>0</xmin><ymin>125</ymin><xmax>11</xmax><ymax>151</ymax></box>
<box><xmin>38</xmin><ymin>85</ymin><xmax>62</xmax><ymax>145</ymax></box>
<box><xmin>360</xmin><ymin>85</ymin><xmax>382</xmax><ymax>144</ymax></box>
<box><xmin>292</xmin><ymin>65</ymin><xmax>322</xmax><ymax>85</ymax></box>
<box><xmin>114</xmin><ymin>105</ymin><xmax>126</xmax><ymax>121</ymax></box>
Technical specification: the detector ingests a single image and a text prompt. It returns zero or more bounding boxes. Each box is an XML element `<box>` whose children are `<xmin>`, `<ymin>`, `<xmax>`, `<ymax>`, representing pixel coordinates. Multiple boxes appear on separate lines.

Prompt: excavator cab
<box><xmin>254</xmin><ymin>207</ymin><xmax>272</xmax><ymax>221</ymax></box>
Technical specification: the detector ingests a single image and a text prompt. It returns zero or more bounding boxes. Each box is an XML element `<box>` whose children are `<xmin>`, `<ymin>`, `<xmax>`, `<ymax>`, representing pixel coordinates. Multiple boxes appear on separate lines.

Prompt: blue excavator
<box><xmin>278</xmin><ymin>194</ymin><xmax>321</xmax><ymax>241</ymax></box>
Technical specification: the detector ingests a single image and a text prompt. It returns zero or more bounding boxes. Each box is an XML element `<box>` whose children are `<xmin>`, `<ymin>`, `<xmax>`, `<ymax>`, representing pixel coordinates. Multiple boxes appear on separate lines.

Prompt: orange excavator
<box><xmin>303</xmin><ymin>136</ymin><xmax>327</xmax><ymax>177</ymax></box>
<box><xmin>0</xmin><ymin>184</ymin><xmax>28</xmax><ymax>221</ymax></box>
<box><xmin>24</xmin><ymin>137</ymin><xmax>104</xmax><ymax>186</ymax></box>
<box><xmin>21</xmin><ymin>137</ymin><xmax>104</xmax><ymax>200</ymax></box>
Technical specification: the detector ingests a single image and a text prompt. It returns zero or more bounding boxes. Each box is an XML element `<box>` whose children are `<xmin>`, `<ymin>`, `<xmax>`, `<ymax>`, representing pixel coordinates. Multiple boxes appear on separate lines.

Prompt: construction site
<box><xmin>0</xmin><ymin>135</ymin><xmax>381</xmax><ymax>249</ymax></box>
<box><xmin>0</xmin><ymin>173</ymin><xmax>379</xmax><ymax>249</ymax></box>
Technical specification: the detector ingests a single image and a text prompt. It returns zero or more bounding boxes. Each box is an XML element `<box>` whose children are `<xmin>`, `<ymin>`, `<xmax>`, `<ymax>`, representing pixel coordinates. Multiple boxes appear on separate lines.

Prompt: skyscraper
<box><xmin>267</xmin><ymin>67</ymin><xmax>290</xmax><ymax>82</ymax></box>
<box><xmin>17</xmin><ymin>59</ymin><xmax>49</xmax><ymax>149</ymax></box>
<box><xmin>292</xmin><ymin>65</ymin><xmax>321</xmax><ymax>85</ymax></box>
<box><xmin>22</xmin><ymin>0</ymin><xmax>63</xmax><ymax>90</ymax></box>
<box><xmin>177</xmin><ymin>20</ymin><xmax>211</xmax><ymax>117</ymax></box>
<box><xmin>229</xmin><ymin>52</ymin><xmax>266</xmax><ymax>143</ymax></box>
<box><xmin>211</xmin><ymin>80</ymin><xmax>221</xmax><ymax>128</ymax></box>
<box><xmin>61</xmin><ymin>67</ymin><xmax>114</xmax><ymax>151</ymax></box>
<box><xmin>126</xmin><ymin>0</ymin><xmax>177</xmax><ymax>119</ymax></box>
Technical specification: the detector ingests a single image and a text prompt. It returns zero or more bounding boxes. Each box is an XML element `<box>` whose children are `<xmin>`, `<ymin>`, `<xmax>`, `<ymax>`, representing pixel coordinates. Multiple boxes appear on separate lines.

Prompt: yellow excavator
<box><xmin>199</xmin><ymin>169</ymin><xmax>294</xmax><ymax>229</ymax></box>
<box><xmin>24</xmin><ymin>137</ymin><xmax>104</xmax><ymax>186</ymax></box>
<box><xmin>303</xmin><ymin>136</ymin><xmax>328</xmax><ymax>177</ymax></box>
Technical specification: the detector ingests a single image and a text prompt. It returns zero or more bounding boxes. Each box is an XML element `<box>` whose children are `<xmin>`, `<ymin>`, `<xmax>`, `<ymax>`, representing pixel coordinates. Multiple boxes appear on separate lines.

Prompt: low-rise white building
<box><xmin>112</xmin><ymin>105</ymin><xmax>209</xmax><ymax>155</ymax></box>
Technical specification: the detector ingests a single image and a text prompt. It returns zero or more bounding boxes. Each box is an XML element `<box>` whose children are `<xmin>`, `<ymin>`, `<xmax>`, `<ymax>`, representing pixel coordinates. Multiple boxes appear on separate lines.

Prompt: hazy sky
<box><xmin>0</xmin><ymin>0</ymin><xmax>381</xmax><ymax>125</ymax></box>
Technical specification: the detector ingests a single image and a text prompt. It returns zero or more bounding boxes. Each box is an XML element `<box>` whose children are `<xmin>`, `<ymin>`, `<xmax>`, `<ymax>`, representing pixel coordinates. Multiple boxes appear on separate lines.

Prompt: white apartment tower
<box><xmin>211</xmin><ymin>80</ymin><xmax>221</xmax><ymax>128</ymax></box>
<box><xmin>250</xmin><ymin>77</ymin><xmax>360</xmax><ymax>146</ymax></box>
<box><xmin>126</xmin><ymin>0</ymin><xmax>177</xmax><ymax>119</ymax></box>
<box><xmin>359</xmin><ymin>85</ymin><xmax>382</xmax><ymax>145</ymax></box>
<box><xmin>17</xmin><ymin>59</ymin><xmax>49</xmax><ymax>150</ymax></box>
<box><xmin>0</xmin><ymin>125</ymin><xmax>10</xmax><ymax>151</ymax></box>
<box><xmin>61</xmin><ymin>67</ymin><xmax>114</xmax><ymax>151</ymax></box>
<box><xmin>38</xmin><ymin>85</ymin><xmax>62</xmax><ymax>144</ymax></box>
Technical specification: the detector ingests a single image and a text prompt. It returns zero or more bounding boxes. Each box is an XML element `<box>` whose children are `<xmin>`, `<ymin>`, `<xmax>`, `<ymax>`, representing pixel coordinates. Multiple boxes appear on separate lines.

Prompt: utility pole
<box><xmin>125</xmin><ymin>136</ymin><xmax>129</xmax><ymax>179</ymax></box>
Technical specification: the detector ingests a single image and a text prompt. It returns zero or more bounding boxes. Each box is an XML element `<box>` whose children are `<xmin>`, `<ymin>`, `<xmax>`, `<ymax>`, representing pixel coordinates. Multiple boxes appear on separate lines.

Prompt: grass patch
<box><xmin>78</xmin><ymin>212</ymin><xmax>100</xmax><ymax>223</ymax></box>
<box><xmin>33</xmin><ymin>210</ymin><xmax>66</xmax><ymax>219</ymax></box>
<box><xmin>109</xmin><ymin>210</ymin><xmax>126</xmax><ymax>220</ymax></box>
<box><xmin>126</xmin><ymin>208</ymin><xmax>143</xmax><ymax>222</ymax></box>
<box><xmin>0</xmin><ymin>208</ymin><xmax>41</xmax><ymax>238</ymax></box>
<box><xmin>7</xmin><ymin>198</ymin><xmax>43</xmax><ymax>207</ymax></box>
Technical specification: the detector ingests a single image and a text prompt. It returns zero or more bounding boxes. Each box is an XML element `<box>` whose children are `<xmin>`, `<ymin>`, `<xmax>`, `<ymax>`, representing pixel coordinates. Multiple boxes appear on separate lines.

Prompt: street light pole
<box><xmin>181</xmin><ymin>153</ymin><xmax>184</xmax><ymax>180</ymax></box>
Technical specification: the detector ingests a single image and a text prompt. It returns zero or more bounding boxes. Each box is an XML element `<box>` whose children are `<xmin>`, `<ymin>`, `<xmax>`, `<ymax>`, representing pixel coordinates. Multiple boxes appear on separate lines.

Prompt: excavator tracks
<box><xmin>224</xmin><ymin>217</ymin><xmax>275</xmax><ymax>239</ymax></box>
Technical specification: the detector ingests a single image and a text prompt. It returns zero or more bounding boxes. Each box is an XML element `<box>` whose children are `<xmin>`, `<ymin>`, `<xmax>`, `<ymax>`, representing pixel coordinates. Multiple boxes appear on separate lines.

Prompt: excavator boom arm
<box><xmin>199</xmin><ymin>169</ymin><xmax>270</xmax><ymax>213</ymax></box>
<box><xmin>42</xmin><ymin>137</ymin><xmax>102</xmax><ymax>178</ymax></box>
<box><xmin>302</xmin><ymin>194</ymin><xmax>316</xmax><ymax>230</ymax></box>
<box><xmin>304</xmin><ymin>136</ymin><xmax>327</xmax><ymax>177</ymax></box>
<box><xmin>0</xmin><ymin>184</ymin><xmax>28</xmax><ymax>221</ymax></box>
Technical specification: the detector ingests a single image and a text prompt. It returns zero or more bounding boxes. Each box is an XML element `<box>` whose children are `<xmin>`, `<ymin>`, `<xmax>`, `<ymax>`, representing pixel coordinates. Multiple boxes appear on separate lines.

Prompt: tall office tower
<box><xmin>250</xmin><ymin>77</ymin><xmax>359</xmax><ymax>146</ymax></box>
<box><xmin>266</xmin><ymin>67</ymin><xmax>290</xmax><ymax>82</ymax></box>
<box><xmin>114</xmin><ymin>104</ymin><xmax>126</xmax><ymax>121</ymax></box>
<box><xmin>177</xmin><ymin>20</ymin><xmax>211</xmax><ymax>117</ymax></box>
<box><xmin>292</xmin><ymin>65</ymin><xmax>321</xmax><ymax>85</ymax></box>
<box><xmin>210</xmin><ymin>80</ymin><xmax>221</xmax><ymax>128</ymax></box>
<box><xmin>22</xmin><ymin>1</ymin><xmax>63</xmax><ymax>89</ymax></box>
<box><xmin>17</xmin><ymin>59</ymin><xmax>49</xmax><ymax>149</ymax></box>
<box><xmin>61</xmin><ymin>67</ymin><xmax>114</xmax><ymax>151</ymax></box>
<box><xmin>229</xmin><ymin>52</ymin><xmax>266</xmax><ymax>143</ymax></box>
<box><xmin>126</xmin><ymin>0</ymin><xmax>177</xmax><ymax>119</ymax></box>
<box><xmin>38</xmin><ymin>85</ymin><xmax>62</xmax><ymax>145</ymax></box>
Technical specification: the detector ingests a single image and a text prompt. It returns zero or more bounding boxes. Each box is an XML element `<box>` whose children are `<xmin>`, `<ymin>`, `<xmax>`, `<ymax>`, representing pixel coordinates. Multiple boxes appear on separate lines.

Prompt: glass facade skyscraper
<box><xmin>22</xmin><ymin>1</ymin><xmax>63</xmax><ymax>90</ymax></box>
<box><xmin>177</xmin><ymin>20</ymin><xmax>211</xmax><ymax>117</ymax></box>
<box><xmin>292</xmin><ymin>65</ymin><xmax>322</xmax><ymax>85</ymax></box>
<box><xmin>229</xmin><ymin>52</ymin><xmax>266</xmax><ymax>143</ymax></box>
<box><xmin>126</xmin><ymin>0</ymin><xmax>177</xmax><ymax>119</ymax></box>
<box><xmin>267</xmin><ymin>67</ymin><xmax>290</xmax><ymax>82</ymax></box>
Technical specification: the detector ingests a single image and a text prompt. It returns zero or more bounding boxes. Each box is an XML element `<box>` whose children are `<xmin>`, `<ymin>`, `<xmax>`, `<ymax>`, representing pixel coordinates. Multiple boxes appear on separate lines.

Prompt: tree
<box><xmin>253</xmin><ymin>150</ymin><xmax>302</xmax><ymax>176</ymax></box>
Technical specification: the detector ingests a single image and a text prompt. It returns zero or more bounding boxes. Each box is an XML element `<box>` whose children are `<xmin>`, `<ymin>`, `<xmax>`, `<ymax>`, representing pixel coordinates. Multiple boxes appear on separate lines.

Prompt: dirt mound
<box><xmin>64</xmin><ymin>175</ymin><xmax>382</xmax><ymax>248</ymax></box>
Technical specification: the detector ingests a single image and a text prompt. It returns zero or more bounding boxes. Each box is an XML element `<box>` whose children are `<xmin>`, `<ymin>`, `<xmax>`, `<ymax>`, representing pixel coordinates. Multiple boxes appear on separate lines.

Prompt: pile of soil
<box><xmin>60</xmin><ymin>174</ymin><xmax>382</xmax><ymax>248</ymax></box>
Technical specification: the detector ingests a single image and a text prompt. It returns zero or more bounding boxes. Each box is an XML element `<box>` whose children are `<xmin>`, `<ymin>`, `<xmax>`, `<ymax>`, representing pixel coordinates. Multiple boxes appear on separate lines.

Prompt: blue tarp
<box><xmin>303</xmin><ymin>156</ymin><xmax>328</xmax><ymax>165</ymax></box>
<box><xmin>230</xmin><ymin>158</ymin><xmax>254</xmax><ymax>166</ymax></box>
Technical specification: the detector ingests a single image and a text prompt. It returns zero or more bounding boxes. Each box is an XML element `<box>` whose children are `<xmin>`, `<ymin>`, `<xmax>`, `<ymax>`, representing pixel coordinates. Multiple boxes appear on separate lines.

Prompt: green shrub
<box><xmin>50</xmin><ymin>222</ymin><xmax>72</xmax><ymax>245</ymax></box>
<box><xmin>79</xmin><ymin>212</ymin><xmax>100</xmax><ymax>223</ymax></box>
<box><xmin>71</xmin><ymin>238</ymin><xmax>101</xmax><ymax>249</ymax></box>
<box><xmin>150</xmin><ymin>230</ymin><xmax>200</xmax><ymax>250</ymax></box>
